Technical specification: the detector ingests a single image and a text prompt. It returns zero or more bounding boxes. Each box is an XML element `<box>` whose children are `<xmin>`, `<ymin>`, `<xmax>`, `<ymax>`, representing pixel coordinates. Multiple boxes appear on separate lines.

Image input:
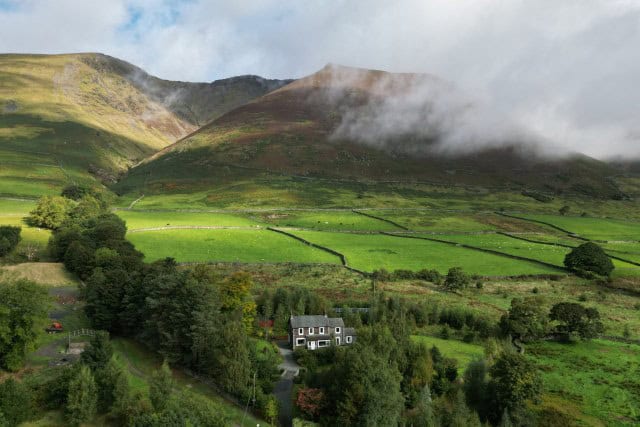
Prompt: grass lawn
<box><xmin>290</xmin><ymin>231</ymin><xmax>561</xmax><ymax>275</ymax></box>
<box><xmin>411</xmin><ymin>335</ymin><xmax>484</xmax><ymax>371</ymax></box>
<box><xmin>127</xmin><ymin>228</ymin><xmax>342</xmax><ymax>264</ymax></box>
<box><xmin>0</xmin><ymin>262</ymin><xmax>77</xmax><ymax>286</ymax></box>
<box><xmin>528</xmin><ymin>339</ymin><xmax>640</xmax><ymax>426</ymax></box>
<box><xmin>0</xmin><ymin>198</ymin><xmax>51</xmax><ymax>260</ymax></box>
<box><xmin>117</xmin><ymin>210</ymin><xmax>261</xmax><ymax>229</ymax></box>
<box><xmin>519</xmin><ymin>214</ymin><xmax>640</xmax><ymax>241</ymax></box>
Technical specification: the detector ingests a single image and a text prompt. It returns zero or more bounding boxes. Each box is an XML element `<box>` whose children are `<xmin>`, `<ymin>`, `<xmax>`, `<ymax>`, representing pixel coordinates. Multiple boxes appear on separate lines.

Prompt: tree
<box><xmin>66</xmin><ymin>365</ymin><xmax>98</xmax><ymax>426</ymax></box>
<box><xmin>327</xmin><ymin>345</ymin><xmax>404</xmax><ymax>426</ymax></box>
<box><xmin>564</xmin><ymin>242</ymin><xmax>614</xmax><ymax>277</ymax></box>
<box><xmin>149</xmin><ymin>360</ymin><xmax>174</xmax><ymax>412</ymax></box>
<box><xmin>464</xmin><ymin>358</ymin><xmax>488</xmax><ymax>417</ymax></box>
<box><xmin>263</xmin><ymin>395</ymin><xmax>278</xmax><ymax>426</ymax></box>
<box><xmin>94</xmin><ymin>356</ymin><xmax>130</xmax><ymax>416</ymax></box>
<box><xmin>81</xmin><ymin>331</ymin><xmax>113</xmax><ymax>370</ymax></box>
<box><xmin>26</xmin><ymin>195</ymin><xmax>74</xmax><ymax>229</ymax></box>
<box><xmin>218</xmin><ymin>272</ymin><xmax>257</xmax><ymax>332</ymax></box>
<box><xmin>296</xmin><ymin>388</ymin><xmax>325</xmax><ymax>419</ymax></box>
<box><xmin>0</xmin><ymin>378</ymin><xmax>33</xmax><ymax>426</ymax></box>
<box><xmin>549</xmin><ymin>302</ymin><xmax>604</xmax><ymax>340</ymax></box>
<box><xmin>499</xmin><ymin>297</ymin><xmax>548</xmax><ymax>343</ymax></box>
<box><xmin>0</xmin><ymin>226</ymin><xmax>20</xmax><ymax>256</ymax></box>
<box><xmin>558</xmin><ymin>205</ymin><xmax>571</xmax><ymax>216</ymax></box>
<box><xmin>487</xmin><ymin>352</ymin><xmax>542</xmax><ymax>424</ymax></box>
<box><xmin>0</xmin><ymin>279</ymin><xmax>49</xmax><ymax>371</ymax></box>
<box><xmin>443</xmin><ymin>267</ymin><xmax>470</xmax><ymax>291</ymax></box>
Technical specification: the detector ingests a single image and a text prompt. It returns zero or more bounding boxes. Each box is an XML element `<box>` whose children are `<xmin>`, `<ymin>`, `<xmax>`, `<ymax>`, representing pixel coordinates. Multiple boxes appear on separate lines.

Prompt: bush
<box><xmin>443</xmin><ymin>267</ymin><xmax>470</xmax><ymax>291</ymax></box>
<box><xmin>475</xmin><ymin>281</ymin><xmax>483</xmax><ymax>290</ymax></box>
<box><xmin>0</xmin><ymin>226</ymin><xmax>21</xmax><ymax>256</ymax></box>
<box><xmin>564</xmin><ymin>242</ymin><xmax>614</xmax><ymax>277</ymax></box>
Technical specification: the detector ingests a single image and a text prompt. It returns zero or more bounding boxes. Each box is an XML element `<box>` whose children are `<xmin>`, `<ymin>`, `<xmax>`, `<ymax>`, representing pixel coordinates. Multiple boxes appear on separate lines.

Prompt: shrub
<box><xmin>443</xmin><ymin>267</ymin><xmax>470</xmax><ymax>291</ymax></box>
<box><xmin>0</xmin><ymin>226</ymin><xmax>21</xmax><ymax>256</ymax></box>
<box><xmin>532</xmin><ymin>287</ymin><xmax>539</xmax><ymax>294</ymax></box>
<box><xmin>475</xmin><ymin>281</ymin><xmax>483</xmax><ymax>290</ymax></box>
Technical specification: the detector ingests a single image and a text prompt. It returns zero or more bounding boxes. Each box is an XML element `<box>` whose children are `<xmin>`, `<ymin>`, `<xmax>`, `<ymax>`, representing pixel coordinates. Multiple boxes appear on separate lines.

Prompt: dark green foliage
<box><xmin>63</xmin><ymin>240</ymin><xmax>94</xmax><ymax>279</ymax></box>
<box><xmin>487</xmin><ymin>352</ymin><xmax>542</xmax><ymax>424</ymax></box>
<box><xmin>0</xmin><ymin>378</ymin><xmax>34</xmax><ymax>426</ymax></box>
<box><xmin>463</xmin><ymin>359</ymin><xmax>488</xmax><ymax>419</ymax></box>
<box><xmin>0</xmin><ymin>279</ymin><xmax>49</xmax><ymax>371</ymax></box>
<box><xmin>149</xmin><ymin>361</ymin><xmax>174</xmax><ymax>412</ymax></box>
<box><xmin>434</xmin><ymin>389</ymin><xmax>482</xmax><ymax>427</ymax></box>
<box><xmin>94</xmin><ymin>356</ymin><xmax>130</xmax><ymax>415</ymax></box>
<box><xmin>81</xmin><ymin>331</ymin><xmax>114</xmax><ymax>371</ymax></box>
<box><xmin>499</xmin><ymin>297</ymin><xmax>548</xmax><ymax>343</ymax></box>
<box><xmin>326</xmin><ymin>345</ymin><xmax>404</xmax><ymax>426</ymax></box>
<box><xmin>66</xmin><ymin>365</ymin><xmax>98</xmax><ymax>426</ymax></box>
<box><xmin>27</xmin><ymin>195</ymin><xmax>75</xmax><ymax>229</ymax></box>
<box><xmin>0</xmin><ymin>226</ymin><xmax>20</xmax><ymax>256</ymax></box>
<box><xmin>558</xmin><ymin>205</ymin><xmax>571</xmax><ymax>216</ymax></box>
<box><xmin>444</xmin><ymin>267</ymin><xmax>470</xmax><ymax>291</ymax></box>
<box><xmin>564</xmin><ymin>242</ymin><xmax>614</xmax><ymax>277</ymax></box>
<box><xmin>549</xmin><ymin>302</ymin><xmax>604</xmax><ymax>340</ymax></box>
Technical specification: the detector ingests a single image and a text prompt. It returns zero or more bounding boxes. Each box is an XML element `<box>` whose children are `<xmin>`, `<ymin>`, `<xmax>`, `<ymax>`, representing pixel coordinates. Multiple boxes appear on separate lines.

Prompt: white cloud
<box><xmin>0</xmin><ymin>0</ymin><xmax>639</xmax><ymax>158</ymax></box>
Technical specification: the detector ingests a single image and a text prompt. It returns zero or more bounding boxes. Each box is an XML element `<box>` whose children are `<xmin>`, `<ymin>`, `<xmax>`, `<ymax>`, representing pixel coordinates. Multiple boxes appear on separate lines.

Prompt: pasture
<box><xmin>528</xmin><ymin>339</ymin><xmax>640</xmax><ymax>425</ymax></box>
<box><xmin>254</xmin><ymin>210</ymin><xmax>400</xmax><ymax>231</ymax></box>
<box><xmin>117</xmin><ymin>210</ymin><xmax>260</xmax><ymax>229</ymax></box>
<box><xmin>127</xmin><ymin>228</ymin><xmax>342</xmax><ymax>264</ymax></box>
<box><xmin>289</xmin><ymin>230</ymin><xmax>561</xmax><ymax>275</ymax></box>
<box><xmin>519</xmin><ymin>214</ymin><xmax>640</xmax><ymax>241</ymax></box>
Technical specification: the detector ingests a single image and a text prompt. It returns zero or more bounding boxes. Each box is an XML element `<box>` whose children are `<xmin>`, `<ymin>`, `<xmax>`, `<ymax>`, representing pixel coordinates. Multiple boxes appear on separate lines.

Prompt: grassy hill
<box><xmin>115</xmin><ymin>64</ymin><xmax>626</xmax><ymax>202</ymax></box>
<box><xmin>0</xmin><ymin>53</ymin><xmax>287</xmax><ymax>197</ymax></box>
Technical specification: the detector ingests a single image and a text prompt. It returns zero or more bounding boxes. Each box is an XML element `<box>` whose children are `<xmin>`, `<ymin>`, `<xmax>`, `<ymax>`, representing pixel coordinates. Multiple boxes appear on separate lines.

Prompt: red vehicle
<box><xmin>46</xmin><ymin>322</ymin><xmax>64</xmax><ymax>333</ymax></box>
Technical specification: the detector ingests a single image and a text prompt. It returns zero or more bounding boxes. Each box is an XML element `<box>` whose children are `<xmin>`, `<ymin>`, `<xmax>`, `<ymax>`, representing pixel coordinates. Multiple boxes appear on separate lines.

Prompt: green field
<box><xmin>520</xmin><ymin>214</ymin><xmax>640</xmax><ymax>241</ymax></box>
<box><xmin>433</xmin><ymin>233</ymin><xmax>572</xmax><ymax>266</ymax></box>
<box><xmin>411</xmin><ymin>335</ymin><xmax>484</xmax><ymax>371</ymax></box>
<box><xmin>290</xmin><ymin>230</ymin><xmax>561</xmax><ymax>275</ymax></box>
<box><xmin>603</xmin><ymin>242</ymin><xmax>640</xmax><ymax>264</ymax></box>
<box><xmin>528</xmin><ymin>339</ymin><xmax>640</xmax><ymax>425</ymax></box>
<box><xmin>369</xmin><ymin>210</ymin><xmax>498</xmax><ymax>232</ymax></box>
<box><xmin>127</xmin><ymin>228</ymin><xmax>342</xmax><ymax>264</ymax></box>
<box><xmin>117</xmin><ymin>210</ymin><xmax>261</xmax><ymax>229</ymax></box>
<box><xmin>0</xmin><ymin>198</ymin><xmax>51</xmax><ymax>260</ymax></box>
<box><xmin>255</xmin><ymin>210</ymin><xmax>400</xmax><ymax>231</ymax></box>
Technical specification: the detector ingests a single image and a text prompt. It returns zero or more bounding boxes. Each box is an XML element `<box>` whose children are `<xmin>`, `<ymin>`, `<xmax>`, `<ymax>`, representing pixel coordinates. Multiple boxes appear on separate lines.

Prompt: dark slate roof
<box><xmin>344</xmin><ymin>327</ymin><xmax>357</xmax><ymax>336</ymax></box>
<box><xmin>290</xmin><ymin>315</ymin><xmax>345</xmax><ymax>329</ymax></box>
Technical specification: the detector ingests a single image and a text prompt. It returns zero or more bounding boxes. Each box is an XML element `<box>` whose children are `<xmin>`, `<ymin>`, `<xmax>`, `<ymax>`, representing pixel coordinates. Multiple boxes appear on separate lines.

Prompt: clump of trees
<box><xmin>0</xmin><ymin>225</ymin><xmax>21</xmax><ymax>257</ymax></box>
<box><xmin>564</xmin><ymin>242</ymin><xmax>614</xmax><ymax>278</ymax></box>
<box><xmin>372</xmin><ymin>268</ymin><xmax>442</xmax><ymax>283</ymax></box>
<box><xmin>501</xmin><ymin>297</ymin><xmax>604</xmax><ymax>345</ymax></box>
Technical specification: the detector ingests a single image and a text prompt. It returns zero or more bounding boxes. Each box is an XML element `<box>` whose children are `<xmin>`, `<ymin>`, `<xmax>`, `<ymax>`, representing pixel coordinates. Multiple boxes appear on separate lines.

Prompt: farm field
<box><xmin>254</xmin><ymin>210</ymin><xmax>400</xmax><ymax>231</ymax></box>
<box><xmin>127</xmin><ymin>228</ymin><xmax>342</xmax><ymax>264</ymax></box>
<box><xmin>116</xmin><ymin>210</ymin><xmax>261</xmax><ymax>229</ymax></box>
<box><xmin>289</xmin><ymin>230</ymin><xmax>562</xmax><ymax>275</ymax></box>
<box><xmin>518</xmin><ymin>214</ymin><xmax>640</xmax><ymax>241</ymax></box>
<box><xmin>528</xmin><ymin>339</ymin><xmax>640</xmax><ymax>425</ymax></box>
<box><xmin>368</xmin><ymin>210</ymin><xmax>498</xmax><ymax>232</ymax></box>
<box><xmin>428</xmin><ymin>233</ymin><xmax>571</xmax><ymax>267</ymax></box>
<box><xmin>602</xmin><ymin>242</ymin><xmax>640</xmax><ymax>264</ymax></box>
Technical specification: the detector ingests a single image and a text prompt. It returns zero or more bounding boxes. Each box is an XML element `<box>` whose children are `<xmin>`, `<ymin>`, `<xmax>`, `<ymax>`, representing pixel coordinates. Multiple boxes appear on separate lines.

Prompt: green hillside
<box><xmin>115</xmin><ymin>64</ymin><xmax>627</xmax><ymax>204</ymax></box>
<box><xmin>0</xmin><ymin>53</ymin><xmax>287</xmax><ymax>197</ymax></box>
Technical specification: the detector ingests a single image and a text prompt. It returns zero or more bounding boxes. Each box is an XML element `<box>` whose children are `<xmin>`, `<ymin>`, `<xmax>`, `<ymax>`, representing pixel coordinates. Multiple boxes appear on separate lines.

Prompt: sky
<box><xmin>0</xmin><ymin>0</ymin><xmax>639</xmax><ymax>159</ymax></box>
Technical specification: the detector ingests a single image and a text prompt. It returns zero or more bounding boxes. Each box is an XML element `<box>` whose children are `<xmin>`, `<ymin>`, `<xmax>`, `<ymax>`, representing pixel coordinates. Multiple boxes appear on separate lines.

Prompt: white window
<box><xmin>335</xmin><ymin>337</ymin><xmax>341</xmax><ymax>346</ymax></box>
<box><xmin>296</xmin><ymin>338</ymin><xmax>305</xmax><ymax>346</ymax></box>
<box><xmin>319</xmin><ymin>327</ymin><xmax>325</xmax><ymax>334</ymax></box>
<box><xmin>298</xmin><ymin>328</ymin><xmax>304</xmax><ymax>335</ymax></box>
<box><xmin>335</xmin><ymin>327</ymin><xmax>341</xmax><ymax>334</ymax></box>
<box><xmin>346</xmin><ymin>336</ymin><xmax>352</xmax><ymax>344</ymax></box>
<box><xmin>308</xmin><ymin>327</ymin><xmax>314</xmax><ymax>335</ymax></box>
<box><xmin>318</xmin><ymin>340</ymin><xmax>329</xmax><ymax>347</ymax></box>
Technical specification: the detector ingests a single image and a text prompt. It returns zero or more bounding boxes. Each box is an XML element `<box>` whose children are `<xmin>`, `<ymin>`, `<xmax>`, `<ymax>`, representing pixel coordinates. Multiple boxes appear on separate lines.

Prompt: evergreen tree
<box><xmin>95</xmin><ymin>356</ymin><xmax>130</xmax><ymax>416</ymax></box>
<box><xmin>149</xmin><ymin>360</ymin><xmax>174</xmax><ymax>412</ymax></box>
<box><xmin>81</xmin><ymin>331</ymin><xmax>114</xmax><ymax>370</ymax></box>
<box><xmin>66</xmin><ymin>365</ymin><xmax>98</xmax><ymax>426</ymax></box>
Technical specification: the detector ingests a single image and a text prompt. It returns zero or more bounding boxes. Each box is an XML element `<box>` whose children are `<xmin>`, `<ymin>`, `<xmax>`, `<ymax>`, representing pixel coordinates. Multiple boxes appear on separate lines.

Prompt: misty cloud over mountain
<box><xmin>1</xmin><ymin>0</ymin><xmax>639</xmax><ymax>159</ymax></box>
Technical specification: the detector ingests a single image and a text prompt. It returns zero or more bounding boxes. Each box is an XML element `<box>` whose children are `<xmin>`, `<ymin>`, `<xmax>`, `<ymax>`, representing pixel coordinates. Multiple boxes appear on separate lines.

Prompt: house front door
<box><xmin>308</xmin><ymin>341</ymin><xmax>316</xmax><ymax>350</ymax></box>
